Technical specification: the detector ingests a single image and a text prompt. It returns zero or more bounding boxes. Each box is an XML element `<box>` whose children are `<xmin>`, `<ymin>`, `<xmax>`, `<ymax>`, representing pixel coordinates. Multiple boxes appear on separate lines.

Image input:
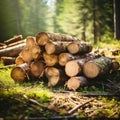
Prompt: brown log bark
<box><xmin>83</xmin><ymin>56</ymin><xmax>112</xmax><ymax>78</ymax></box>
<box><xmin>0</xmin><ymin>42</ymin><xmax>26</xmax><ymax>57</ymax></box>
<box><xmin>4</xmin><ymin>35</ymin><xmax>23</xmax><ymax>45</ymax></box>
<box><xmin>67</xmin><ymin>42</ymin><xmax>92</xmax><ymax>54</ymax></box>
<box><xmin>43</xmin><ymin>52</ymin><xmax>58</xmax><ymax>66</ymax></box>
<box><xmin>15</xmin><ymin>56</ymin><xmax>25</xmax><ymax>65</ymax></box>
<box><xmin>11</xmin><ymin>63</ymin><xmax>30</xmax><ymax>82</ymax></box>
<box><xmin>7</xmin><ymin>39</ymin><xmax>26</xmax><ymax>48</ymax></box>
<box><xmin>20</xmin><ymin>47</ymin><xmax>33</xmax><ymax>63</ymax></box>
<box><xmin>1</xmin><ymin>56</ymin><xmax>15</xmax><ymax>65</ymax></box>
<box><xmin>30</xmin><ymin>60</ymin><xmax>45</xmax><ymax>78</ymax></box>
<box><xmin>45</xmin><ymin>41</ymin><xmax>69</xmax><ymax>55</ymax></box>
<box><xmin>45</xmin><ymin>67</ymin><xmax>68</xmax><ymax>87</ymax></box>
<box><xmin>26</xmin><ymin>36</ymin><xmax>37</xmax><ymax>48</ymax></box>
<box><xmin>65</xmin><ymin>76</ymin><xmax>88</xmax><ymax>91</ymax></box>
<box><xmin>36</xmin><ymin>32</ymin><xmax>80</xmax><ymax>46</ymax></box>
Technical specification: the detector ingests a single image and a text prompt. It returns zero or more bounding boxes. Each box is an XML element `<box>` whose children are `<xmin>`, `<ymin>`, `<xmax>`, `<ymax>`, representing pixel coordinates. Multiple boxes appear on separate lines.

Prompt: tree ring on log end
<box><xmin>65</xmin><ymin>60</ymin><xmax>81</xmax><ymax>77</ymax></box>
<box><xmin>83</xmin><ymin>61</ymin><xmax>100</xmax><ymax>78</ymax></box>
<box><xmin>11</xmin><ymin>67</ymin><xmax>26</xmax><ymax>82</ymax></box>
<box><xmin>67</xmin><ymin>43</ymin><xmax>79</xmax><ymax>54</ymax></box>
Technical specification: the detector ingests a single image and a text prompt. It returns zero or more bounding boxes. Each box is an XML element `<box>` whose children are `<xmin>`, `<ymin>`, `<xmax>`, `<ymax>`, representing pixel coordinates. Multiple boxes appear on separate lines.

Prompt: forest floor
<box><xmin>0</xmin><ymin>39</ymin><xmax>120</xmax><ymax>120</ymax></box>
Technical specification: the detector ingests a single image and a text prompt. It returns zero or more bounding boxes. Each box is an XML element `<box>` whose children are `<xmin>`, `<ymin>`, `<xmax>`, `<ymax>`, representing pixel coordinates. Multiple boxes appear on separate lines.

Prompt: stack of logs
<box><xmin>0</xmin><ymin>32</ymin><xmax>119</xmax><ymax>91</ymax></box>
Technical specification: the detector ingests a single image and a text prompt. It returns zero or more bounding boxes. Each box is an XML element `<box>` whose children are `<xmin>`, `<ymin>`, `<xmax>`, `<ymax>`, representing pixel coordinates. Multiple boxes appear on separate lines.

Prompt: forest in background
<box><xmin>0</xmin><ymin>0</ymin><xmax>115</xmax><ymax>44</ymax></box>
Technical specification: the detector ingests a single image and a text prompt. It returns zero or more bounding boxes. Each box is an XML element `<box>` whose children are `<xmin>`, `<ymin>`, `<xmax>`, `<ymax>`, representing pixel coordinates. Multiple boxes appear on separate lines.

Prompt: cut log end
<box><xmin>45</xmin><ymin>42</ymin><xmax>56</xmax><ymax>54</ymax></box>
<box><xmin>83</xmin><ymin>61</ymin><xmax>100</xmax><ymax>78</ymax></box>
<box><xmin>11</xmin><ymin>67</ymin><xmax>26</xmax><ymax>82</ymax></box>
<box><xmin>36</xmin><ymin>32</ymin><xmax>50</xmax><ymax>46</ymax></box>
<box><xmin>65</xmin><ymin>76</ymin><xmax>88</xmax><ymax>91</ymax></box>
<box><xmin>26</xmin><ymin>36</ymin><xmax>37</xmax><ymax>48</ymax></box>
<box><xmin>65</xmin><ymin>60</ymin><xmax>82</xmax><ymax>77</ymax></box>
<box><xmin>67</xmin><ymin>42</ymin><xmax>79</xmax><ymax>54</ymax></box>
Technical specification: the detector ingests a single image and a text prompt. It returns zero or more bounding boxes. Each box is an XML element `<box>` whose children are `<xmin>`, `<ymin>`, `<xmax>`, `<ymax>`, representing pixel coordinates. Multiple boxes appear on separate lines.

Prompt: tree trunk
<box><xmin>83</xmin><ymin>56</ymin><xmax>112</xmax><ymax>78</ymax></box>
<box><xmin>1</xmin><ymin>57</ymin><xmax>15</xmax><ymax>65</ymax></box>
<box><xmin>65</xmin><ymin>76</ymin><xmax>88</xmax><ymax>91</ymax></box>
<box><xmin>114</xmin><ymin>0</ymin><xmax>120</xmax><ymax>39</ymax></box>
<box><xmin>30</xmin><ymin>60</ymin><xmax>45</xmax><ymax>78</ymax></box>
<box><xmin>45</xmin><ymin>67</ymin><xmax>68</xmax><ymax>87</ymax></box>
<box><xmin>11</xmin><ymin>63</ymin><xmax>30</xmax><ymax>82</ymax></box>
<box><xmin>67</xmin><ymin>42</ymin><xmax>92</xmax><ymax>54</ymax></box>
<box><xmin>0</xmin><ymin>42</ymin><xmax>26</xmax><ymax>57</ymax></box>
<box><xmin>43</xmin><ymin>52</ymin><xmax>58</xmax><ymax>66</ymax></box>
<box><xmin>4</xmin><ymin>35</ymin><xmax>23</xmax><ymax>45</ymax></box>
<box><xmin>36</xmin><ymin>32</ymin><xmax>80</xmax><ymax>46</ymax></box>
<box><xmin>45</xmin><ymin>41</ymin><xmax>69</xmax><ymax>55</ymax></box>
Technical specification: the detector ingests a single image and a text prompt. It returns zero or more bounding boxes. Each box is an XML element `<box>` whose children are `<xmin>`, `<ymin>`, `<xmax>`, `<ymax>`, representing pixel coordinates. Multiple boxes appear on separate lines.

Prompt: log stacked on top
<box><xmin>0</xmin><ymin>32</ymin><xmax>119</xmax><ymax>91</ymax></box>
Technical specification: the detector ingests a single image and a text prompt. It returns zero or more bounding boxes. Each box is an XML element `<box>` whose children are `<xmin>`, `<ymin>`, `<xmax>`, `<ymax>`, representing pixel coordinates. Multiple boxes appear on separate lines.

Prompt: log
<box><xmin>30</xmin><ymin>45</ymin><xmax>41</xmax><ymax>60</ymax></box>
<box><xmin>4</xmin><ymin>35</ymin><xmax>23</xmax><ymax>45</ymax></box>
<box><xmin>65</xmin><ymin>54</ymin><xmax>96</xmax><ymax>77</ymax></box>
<box><xmin>20</xmin><ymin>47</ymin><xmax>33</xmax><ymax>63</ymax></box>
<box><xmin>0</xmin><ymin>42</ymin><xmax>26</xmax><ymax>57</ymax></box>
<box><xmin>26</xmin><ymin>36</ymin><xmax>37</xmax><ymax>48</ymax></box>
<box><xmin>65</xmin><ymin>76</ymin><xmax>88</xmax><ymax>91</ymax></box>
<box><xmin>7</xmin><ymin>39</ymin><xmax>26</xmax><ymax>48</ymax></box>
<box><xmin>43</xmin><ymin>52</ymin><xmax>58</xmax><ymax>66</ymax></box>
<box><xmin>67</xmin><ymin>42</ymin><xmax>92</xmax><ymax>54</ymax></box>
<box><xmin>36</xmin><ymin>32</ymin><xmax>80</xmax><ymax>46</ymax></box>
<box><xmin>45</xmin><ymin>67</ymin><xmax>68</xmax><ymax>87</ymax></box>
<box><xmin>30</xmin><ymin>60</ymin><xmax>45</xmax><ymax>77</ymax></box>
<box><xmin>58</xmin><ymin>53</ymin><xmax>75</xmax><ymax>66</ymax></box>
<box><xmin>45</xmin><ymin>41</ymin><xmax>69</xmax><ymax>55</ymax></box>
<box><xmin>15</xmin><ymin>56</ymin><xmax>25</xmax><ymax>65</ymax></box>
<box><xmin>11</xmin><ymin>63</ymin><xmax>30</xmax><ymax>82</ymax></box>
<box><xmin>1</xmin><ymin>56</ymin><xmax>15</xmax><ymax>65</ymax></box>
<box><xmin>83</xmin><ymin>56</ymin><xmax>112</xmax><ymax>78</ymax></box>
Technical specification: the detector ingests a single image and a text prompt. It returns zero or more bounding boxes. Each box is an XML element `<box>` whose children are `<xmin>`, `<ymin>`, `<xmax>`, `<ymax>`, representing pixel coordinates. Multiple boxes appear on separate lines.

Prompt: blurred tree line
<box><xmin>0</xmin><ymin>0</ymin><xmax>115</xmax><ymax>43</ymax></box>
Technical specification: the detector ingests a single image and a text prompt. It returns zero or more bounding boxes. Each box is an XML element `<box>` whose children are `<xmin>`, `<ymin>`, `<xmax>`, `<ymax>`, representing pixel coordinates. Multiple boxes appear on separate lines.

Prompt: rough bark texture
<box><xmin>83</xmin><ymin>56</ymin><xmax>112</xmax><ymax>78</ymax></box>
<box><xmin>0</xmin><ymin>42</ymin><xmax>26</xmax><ymax>57</ymax></box>
<box><xmin>4</xmin><ymin>35</ymin><xmax>23</xmax><ymax>45</ymax></box>
<box><xmin>45</xmin><ymin>41</ymin><xmax>69</xmax><ymax>55</ymax></box>
<box><xmin>65</xmin><ymin>76</ymin><xmax>88</xmax><ymax>91</ymax></box>
<box><xmin>1</xmin><ymin>57</ymin><xmax>15</xmax><ymax>65</ymax></box>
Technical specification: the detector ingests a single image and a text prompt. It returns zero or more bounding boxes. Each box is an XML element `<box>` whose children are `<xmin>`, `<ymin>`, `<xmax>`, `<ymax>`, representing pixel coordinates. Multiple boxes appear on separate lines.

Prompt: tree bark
<box><xmin>83</xmin><ymin>56</ymin><xmax>112</xmax><ymax>78</ymax></box>
<box><xmin>65</xmin><ymin>76</ymin><xmax>88</xmax><ymax>91</ymax></box>
<box><xmin>11</xmin><ymin>63</ymin><xmax>30</xmax><ymax>82</ymax></box>
<box><xmin>4</xmin><ymin>35</ymin><xmax>23</xmax><ymax>45</ymax></box>
<box><xmin>45</xmin><ymin>41</ymin><xmax>69</xmax><ymax>55</ymax></box>
<box><xmin>1</xmin><ymin>56</ymin><xmax>15</xmax><ymax>65</ymax></box>
<box><xmin>45</xmin><ymin>67</ymin><xmax>68</xmax><ymax>87</ymax></box>
<box><xmin>0</xmin><ymin>42</ymin><xmax>26</xmax><ymax>57</ymax></box>
<box><xmin>67</xmin><ymin>42</ymin><xmax>92</xmax><ymax>54</ymax></box>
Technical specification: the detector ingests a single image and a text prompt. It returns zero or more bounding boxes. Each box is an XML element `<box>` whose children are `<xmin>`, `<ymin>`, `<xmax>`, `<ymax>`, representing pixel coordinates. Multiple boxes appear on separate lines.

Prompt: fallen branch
<box><xmin>68</xmin><ymin>98</ymin><xmax>95</xmax><ymax>114</ymax></box>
